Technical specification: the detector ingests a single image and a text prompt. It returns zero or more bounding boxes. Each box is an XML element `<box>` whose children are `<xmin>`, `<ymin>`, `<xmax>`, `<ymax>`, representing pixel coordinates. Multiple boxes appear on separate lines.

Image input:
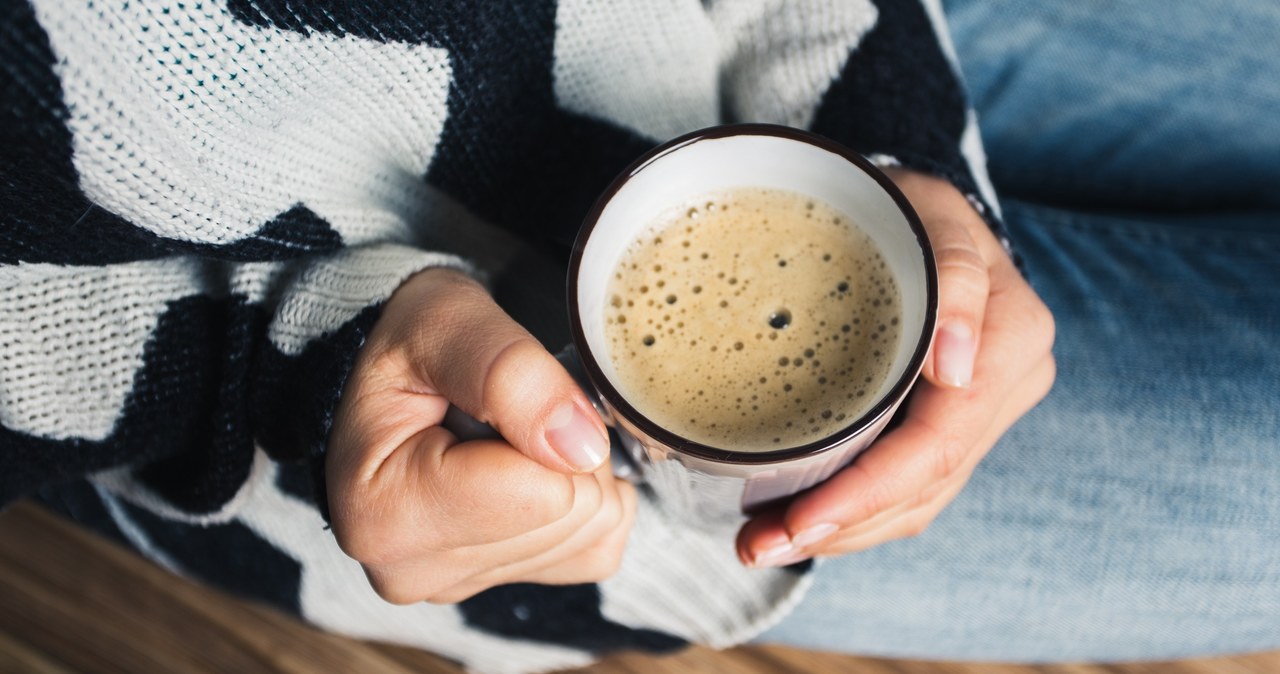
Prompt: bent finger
<box><xmin>391</xmin><ymin>268</ymin><xmax>609</xmax><ymax>473</ymax></box>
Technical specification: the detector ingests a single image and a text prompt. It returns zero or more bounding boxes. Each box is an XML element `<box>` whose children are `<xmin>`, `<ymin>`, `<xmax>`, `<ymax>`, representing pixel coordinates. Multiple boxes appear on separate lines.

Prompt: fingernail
<box><xmin>752</xmin><ymin>541</ymin><xmax>796</xmax><ymax>568</ymax></box>
<box><xmin>936</xmin><ymin>321</ymin><xmax>976</xmax><ymax>388</ymax></box>
<box><xmin>545</xmin><ymin>401</ymin><xmax>608</xmax><ymax>471</ymax></box>
<box><xmin>771</xmin><ymin>551</ymin><xmax>813</xmax><ymax>567</ymax></box>
<box><xmin>790</xmin><ymin>523</ymin><xmax>838</xmax><ymax>548</ymax></box>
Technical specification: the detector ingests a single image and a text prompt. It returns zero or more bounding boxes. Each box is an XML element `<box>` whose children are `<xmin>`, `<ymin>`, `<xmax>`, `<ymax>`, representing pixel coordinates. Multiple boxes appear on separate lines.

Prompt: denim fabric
<box><xmin>942</xmin><ymin>0</ymin><xmax>1280</xmax><ymax>211</ymax></box>
<box><xmin>760</xmin><ymin>200</ymin><xmax>1280</xmax><ymax>661</ymax></box>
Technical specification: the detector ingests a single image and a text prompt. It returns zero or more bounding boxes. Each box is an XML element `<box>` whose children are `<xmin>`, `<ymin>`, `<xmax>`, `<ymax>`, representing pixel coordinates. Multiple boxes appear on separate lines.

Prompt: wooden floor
<box><xmin>0</xmin><ymin>502</ymin><xmax>1273</xmax><ymax>674</ymax></box>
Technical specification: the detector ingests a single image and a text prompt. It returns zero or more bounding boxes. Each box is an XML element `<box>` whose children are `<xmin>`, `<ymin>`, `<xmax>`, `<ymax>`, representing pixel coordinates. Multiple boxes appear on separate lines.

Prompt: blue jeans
<box><xmin>762</xmin><ymin>0</ymin><xmax>1280</xmax><ymax>661</ymax></box>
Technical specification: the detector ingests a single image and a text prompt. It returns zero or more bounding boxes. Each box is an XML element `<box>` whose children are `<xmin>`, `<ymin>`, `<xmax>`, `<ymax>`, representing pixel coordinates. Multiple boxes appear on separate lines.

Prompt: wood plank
<box><xmin>0</xmin><ymin>630</ymin><xmax>74</xmax><ymax>674</ymax></box>
<box><xmin>0</xmin><ymin>503</ymin><xmax>441</xmax><ymax>674</ymax></box>
<box><xmin>2</xmin><ymin>502</ymin><xmax>1277</xmax><ymax>674</ymax></box>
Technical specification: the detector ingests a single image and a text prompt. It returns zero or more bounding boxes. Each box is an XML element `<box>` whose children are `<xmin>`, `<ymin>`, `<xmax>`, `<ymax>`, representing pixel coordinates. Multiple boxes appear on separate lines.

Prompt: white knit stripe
<box><xmin>32</xmin><ymin>0</ymin><xmax>452</xmax><ymax>246</ymax></box>
<box><xmin>96</xmin><ymin>484</ymin><xmax>184</xmax><ymax>575</ymax></box>
<box><xmin>710</xmin><ymin>0</ymin><xmax>878</xmax><ymax>129</ymax></box>
<box><xmin>91</xmin><ymin>449</ymin><xmax>273</xmax><ymax>526</ymax></box>
<box><xmin>553</xmin><ymin>0</ymin><xmax>719</xmax><ymax>141</ymax></box>
<box><xmin>598</xmin><ymin>496</ymin><xmax>811</xmax><ymax>649</ymax></box>
<box><xmin>961</xmin><ymin>108</ymin><xmax>1003</xmax><ymax>219</ymax></box>
<box><xmin>234</xmin><ymin>454</ymin><xmax>596</xmax><ymax>674</ymax></box>
<box><xmin>919</xmin><ymin>0</ymin><xmax>961</xmax><ymax>70</ymax></box>
<box><xmin>267</xmin><ymin>244</ymin><xmax>471</xmax><ymax>356</ymax></box>
<box><xmin>228</xmin><ymin>261</ymin><xmax>294</xmax><ymax>305</ymax></box>
<box><xmin>917</xmin><ymin>0</ymin><xmax>1003</xmax><ymax>219</ymax></box>
<box><xmin>0</xmin><ymin>259</ymin><xmax>203</xmax><ymax>441</ymax></box>
<box><xmin>867</xmin><ymin>153</ymin><xmax>903</xmax><ymax>168</ymax></box>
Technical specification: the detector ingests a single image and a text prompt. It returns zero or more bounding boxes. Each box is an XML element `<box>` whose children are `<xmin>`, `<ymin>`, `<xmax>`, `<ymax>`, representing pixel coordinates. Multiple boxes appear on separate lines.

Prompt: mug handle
<box><xmin>441</xmin><ymin>345</ymin><xmax>639</xmax><ymax>480</ymax></box>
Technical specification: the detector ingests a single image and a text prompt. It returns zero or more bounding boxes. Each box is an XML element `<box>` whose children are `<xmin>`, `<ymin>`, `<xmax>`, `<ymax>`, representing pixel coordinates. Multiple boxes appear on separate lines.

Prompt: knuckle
<box><xmin>619</xmin><ymin>480</ymin><xmax>639</xmax><ymax>521</ymax></box>
<box><xmin>480</xmin><ymin>335</ymin><xmax>548</xmax><ymax>420</ymax></box>
<box><xmin>933</xmin><ymin>435</ymin><xmax>967</xmax><ymax>481</ymax></box>
<box><xmin>366</xmin><ymin>572</ymin><xmax>425</xmax><ymax>606</ymax></box>
<box><xmin>598</xmin><ymin>487</ymin><xmax>625</xmax><ymax>531</ymax></box>
<box><xmin>396</xmin><ymin>272</ymin><xmax>487</xmax><ymax>361</ymax></box>
<box><xmin>425</xmin><ymin>586</ymin><xmax>482</xmax><ymax>605</ymax></box>
<box><xmin>904</xmin><ymin>519</ymin><xmax>931</xmax><ymax>539</ymax></box>
<box><xmin>571</xmin><ymin>482</ymin><xmax>622</xmax><ymax>543</ymax></box>
<box><xmin>935</xmin><ymin>243</ymin><xmax>990</xmax><ymax>295</ymax></box>
<box><xmin>336</xmin><ymin>528</ymin><xmax>391</xmax><ymax>567</ymax></box>
<box><xmin>913</xmin><ymin>484</ymin><xmax>939</xmax><ymax>508</ymax></box>
<box><xmin>1031</xmin><ymin>301</ymin><xmax>1057</xmax><ymax>352</ymax></box>
<box><xmin>416</xmin><ymin>270</ymin><xmax>486</xmax><ymax>324</ymax></box>
<box><xmin>579</xmin><ymin>541</ymin><xmax>627</xmax><ymax>582</ymax></box>
<box><xmin>336</xmin><ymin>513</ymin><xmax>433</xmax><ymax>568</ymax></box>
<box><xmin>848</xmin><ymin>464</ymin><xmax>897</xmax><ymax>520</ymax></box>
<box><xmin>597</xmin><ymin>545</ymin><xmax>627</xmax><ymax>579</ymax></box>
<box><xmin>573</xmin><ymin>474</ymin><xmax>606</xmax><ymax>518</ymax></box>
<box><xmin>1033</xmin><ymin>356</ymin><xmax>1058</xmax><ymax>405</ymax></box>
<box><xmin>450</xmin><ymin>448</ymin><xmax>578</xmax><ymax>533</ymax></box>
<box><xmin>334</xmin><ymin>531</ymin><xmax>368</xmax><ymax>564</ymax></box>
<box><xmin>496</xmin><ymin>466</ymin><xmax>577</xmax><ymax>531</ymax></box>
<box><xmin>536</xmin><ymin>477</ymin><xmax>578</xmax><ymax>525</ymax></box>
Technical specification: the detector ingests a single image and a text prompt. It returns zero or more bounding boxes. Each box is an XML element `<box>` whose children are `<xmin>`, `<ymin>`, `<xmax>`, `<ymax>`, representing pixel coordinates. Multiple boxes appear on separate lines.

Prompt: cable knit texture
<box><xmin>1</xmin><ymin>0</ymin><xmax>999</xmax><ymax>672</ymax></box>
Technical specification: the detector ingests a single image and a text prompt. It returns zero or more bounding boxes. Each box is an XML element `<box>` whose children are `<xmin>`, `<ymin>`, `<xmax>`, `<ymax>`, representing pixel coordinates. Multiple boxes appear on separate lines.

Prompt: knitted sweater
<box><xmin>0</xmin><ymin>1</ymin><xmax>1002</xmax><ymax>672</ymax></box>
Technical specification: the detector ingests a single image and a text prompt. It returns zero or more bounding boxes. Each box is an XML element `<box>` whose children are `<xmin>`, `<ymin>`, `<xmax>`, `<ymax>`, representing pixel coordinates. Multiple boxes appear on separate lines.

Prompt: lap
<box><xmin>760</xmin><ymin>201</ymin><xmax>1280</xmax><ymax>661</ymax></box>
<box><xmin>944</xmin><ymin>0</ymin><xmax>1280</xmax><ymax>210</ymax></box>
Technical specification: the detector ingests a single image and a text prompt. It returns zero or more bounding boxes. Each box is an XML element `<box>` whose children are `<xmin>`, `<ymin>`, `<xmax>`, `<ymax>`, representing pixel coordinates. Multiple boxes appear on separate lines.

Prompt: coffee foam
<box><xmin>604</xmin><ymin>187</ymin><xmax>902</xmax><ymax>451</ymax></box>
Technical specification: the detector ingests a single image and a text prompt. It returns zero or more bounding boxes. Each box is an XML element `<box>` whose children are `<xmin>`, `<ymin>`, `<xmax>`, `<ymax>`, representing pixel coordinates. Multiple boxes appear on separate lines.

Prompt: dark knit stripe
<box><xmin>810</xmin><ymin>0</ymin><xmax>1012</xmax><ymax>249</ymax></box>
<box><xmin>251</xmin><ymin>304</ymin><xmax>384</xmax><ymax>521</ymax></box>
<box><xmin>120</xmin><ymin>500</ymin><xmax>304</xmax><ymax>615</ymax></box>
<box><xmin>0</xmin><ymin>295</ymin><xmax>231</xmax><ymax>508</ymax></box>
<box><xmin>460</xmin><ymin>583</ymin><xmax>687</xmax><ymax>655</ymax></box>
<box><xmin>33</xmin><ymin>479</ymin><xmax>134</xmax><ymax>551</ymax></box>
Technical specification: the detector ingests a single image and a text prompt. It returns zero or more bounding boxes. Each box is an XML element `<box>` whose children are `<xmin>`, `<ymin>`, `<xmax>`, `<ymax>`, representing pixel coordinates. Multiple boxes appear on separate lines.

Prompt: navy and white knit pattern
<box><xmin>1</xmin><ymin>1</ymin><xmax>1001</xmax><ymax>672</ymax></box>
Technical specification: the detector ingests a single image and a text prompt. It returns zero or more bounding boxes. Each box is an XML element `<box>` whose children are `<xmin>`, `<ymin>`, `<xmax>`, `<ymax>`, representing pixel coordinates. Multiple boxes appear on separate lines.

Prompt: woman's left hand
<box><xmin>737</xmin><ymin>168</ymin><xmax>1057</xmax><ymax>567</ymax></box>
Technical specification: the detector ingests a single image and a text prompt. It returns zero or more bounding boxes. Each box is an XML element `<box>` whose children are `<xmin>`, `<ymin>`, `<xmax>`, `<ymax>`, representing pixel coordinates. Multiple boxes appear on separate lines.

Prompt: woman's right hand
<box><xmin>326</xmin><ymin>268</ymin><xmax>636</xmax><ymax>604</ymax></box>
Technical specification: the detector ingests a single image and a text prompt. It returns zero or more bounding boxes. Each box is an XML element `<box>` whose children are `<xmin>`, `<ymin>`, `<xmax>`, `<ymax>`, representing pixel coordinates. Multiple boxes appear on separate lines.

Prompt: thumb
<box><xmin>884</xmin><ymin>169</ymin><xmax>991</xmax><ymax>390</ymax></box>
<box><xmin>921</xmin><ymin>212</ymin><xmax>989</xmax><ymax>389</ymax></box>
<box><xmin>390</xmin><ymin>268</ymin><xmax>610</xmax><ymax>473</ymax></box>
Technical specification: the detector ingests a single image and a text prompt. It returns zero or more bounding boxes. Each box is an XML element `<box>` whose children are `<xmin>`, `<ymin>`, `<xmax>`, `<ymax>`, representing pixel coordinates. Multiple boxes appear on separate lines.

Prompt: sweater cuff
<box><xmin>250</xmin><ymin>244</ymin><xmax>472</xmax><ymax>518</ymax></box>
<box><xmin>866</xmin><ymin>151</ymin><xmax>1018</xmax><ymax>267</ymax></box>
<box><xmin>803</xmin><ymin>0</ymin><xmax>1017</xmax><ymax>266</ymax></box>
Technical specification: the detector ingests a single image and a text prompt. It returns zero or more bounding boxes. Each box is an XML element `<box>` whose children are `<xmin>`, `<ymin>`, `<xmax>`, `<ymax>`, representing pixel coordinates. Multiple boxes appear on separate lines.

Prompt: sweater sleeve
<box><xmin>709</xmin><ymin>0</ymin><xmax>1013</xmax><ymax>258</ymax></box>
<box><xmin>0</xmin><ymin>0</ymin><xmax>468</xmax><ymax>517</ymax></box>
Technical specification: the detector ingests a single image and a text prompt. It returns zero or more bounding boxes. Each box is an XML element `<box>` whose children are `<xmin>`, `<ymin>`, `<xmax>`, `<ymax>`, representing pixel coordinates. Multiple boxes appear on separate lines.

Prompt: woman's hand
<box><xmin>737</xmin><ymin>169</ymin><xmax>1057</xmax><ymax>567</ymax></box>
<box><xmin>327</xmin><ymin>268</ymin><xmax>636</xmax><ymax>603</ymax></box>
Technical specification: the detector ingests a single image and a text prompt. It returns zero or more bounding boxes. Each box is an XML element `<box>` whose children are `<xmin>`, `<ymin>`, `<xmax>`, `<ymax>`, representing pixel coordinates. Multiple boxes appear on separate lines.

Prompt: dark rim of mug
<box><xmin>568</xmin><ymin>123</ymin><xmax>937</xmax><ymax>465</ymax></box>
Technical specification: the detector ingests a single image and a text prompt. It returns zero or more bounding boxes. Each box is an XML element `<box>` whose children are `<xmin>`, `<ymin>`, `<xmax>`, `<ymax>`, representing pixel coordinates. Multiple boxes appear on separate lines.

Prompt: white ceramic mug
<box><xmin>567</xmin><ymin>124</ymin><xmax>938</xmax><ymax>528</ymax></box>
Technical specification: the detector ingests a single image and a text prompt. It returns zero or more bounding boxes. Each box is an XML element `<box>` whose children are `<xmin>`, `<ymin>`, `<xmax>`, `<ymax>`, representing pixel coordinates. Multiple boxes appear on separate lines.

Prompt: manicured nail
<box><xmin>791</xmin><ymin>523</ymin><xmax>838</xmax><ymax>548</ymax></box>
<box><xmin>936</xmin><ymin>320</ymin><xmax>976</xmax><ymax>388</ymax></box>
<box><xmin>545</xmin><ymin>401</ymin><xmax>608</xmax><ymax>471</ymax></box>
<box><xmin>752</xmin><ymin>541</ymin><xmax>796</xmax><ymax>568</ymax></box>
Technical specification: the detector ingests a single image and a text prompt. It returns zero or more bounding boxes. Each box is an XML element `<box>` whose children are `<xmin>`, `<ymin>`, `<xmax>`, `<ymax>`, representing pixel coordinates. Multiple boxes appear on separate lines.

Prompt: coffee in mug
<box><xmin>569</xmin><ymin>124</ymin><xmax>936</xmax><ymax>526</ymax></box>
<box><xmin>604</xmin><ymin>187</ymin><xmax>902</xmax><ymax>451</ymax></box>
